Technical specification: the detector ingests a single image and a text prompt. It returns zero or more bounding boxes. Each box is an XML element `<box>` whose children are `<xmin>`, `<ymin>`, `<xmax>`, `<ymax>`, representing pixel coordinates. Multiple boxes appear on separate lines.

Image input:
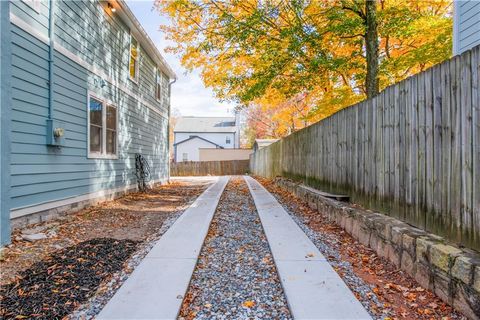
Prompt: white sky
<box><xmin>126</xmin><ymin>0</ymin><xmax>235</xmax><ymax>117</ymax></box>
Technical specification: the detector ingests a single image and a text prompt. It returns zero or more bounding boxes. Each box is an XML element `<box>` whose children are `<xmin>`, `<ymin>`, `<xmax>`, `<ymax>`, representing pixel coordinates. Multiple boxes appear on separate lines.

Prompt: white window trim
<box><xmin>129</xmin><ymin>33</ymin><xmax>140</xmax><ymax>83</ymax></box>
<box><xmin>22</xmin><ymin>0</ymin><xmax>41</xmax><ymax>13</ymax></box>
<box><xmin>87</xmin><ymin>92</ymin><xmax>119</xmax><ymax>159</ymax></box>
<box><xmin>155</xmin><ymin>67</ymin><xmax>162</xmax><ymax>102</ymax></box>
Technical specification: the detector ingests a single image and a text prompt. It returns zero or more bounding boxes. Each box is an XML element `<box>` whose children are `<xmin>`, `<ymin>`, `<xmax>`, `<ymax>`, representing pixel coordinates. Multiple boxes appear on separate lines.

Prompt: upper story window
<box><xmin>129</xmin><ymin>34</ymin><xmax>139</xmax><ymax>82</ymax></box>
<box><xmin>88</xmin><ymin>95</ymin><xmax>118</xmax><ymax>158</ymax></box>
<box><xmin>155</xmin><ymin>68</ymin><xmax>163</xmax><ymax>101</ymax></box>
<box><xmin>226</xmin><ymin>136</ymin><xmax>231</xmax><ymax>144</ymax></box>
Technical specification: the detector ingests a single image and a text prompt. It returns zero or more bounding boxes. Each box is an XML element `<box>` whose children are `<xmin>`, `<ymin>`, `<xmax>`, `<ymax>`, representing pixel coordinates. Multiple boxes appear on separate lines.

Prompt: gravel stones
<box><xmin>179</xmin><ymin>178</ymin><xmax>291</xmax><ymax>320</ymax></box>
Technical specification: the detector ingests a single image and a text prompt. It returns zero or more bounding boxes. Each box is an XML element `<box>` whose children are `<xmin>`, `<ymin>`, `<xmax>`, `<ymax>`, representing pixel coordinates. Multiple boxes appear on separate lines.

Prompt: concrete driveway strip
<box><xmin>97</xmin><ymin>176</ymin><xmax>229</xmax><ymax>320</ymax></box>
<box><xmin>244</xmin><ymin>176</ymin><xmax>371</xmax><ymax>320</ymax></box>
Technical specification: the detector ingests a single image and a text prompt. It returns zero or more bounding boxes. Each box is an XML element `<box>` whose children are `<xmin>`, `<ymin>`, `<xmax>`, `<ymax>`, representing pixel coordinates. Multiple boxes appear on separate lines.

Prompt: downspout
<box><xmin>47</xmin><ymin>0</ymin><xmax>55</xmax><ymax>121</ymax></box>
<box><xmin>168</xmin><ymin>78</ymin><xmax>177</xmax><ymax>174</ymax></box>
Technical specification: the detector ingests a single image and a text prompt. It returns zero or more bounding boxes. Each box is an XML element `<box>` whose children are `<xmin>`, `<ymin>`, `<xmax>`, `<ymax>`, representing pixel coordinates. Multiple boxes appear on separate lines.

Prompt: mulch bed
<box><xmin>0</xmin><ymin>238</ymin><xmax>138</xmax><ymax>320</ymax></box>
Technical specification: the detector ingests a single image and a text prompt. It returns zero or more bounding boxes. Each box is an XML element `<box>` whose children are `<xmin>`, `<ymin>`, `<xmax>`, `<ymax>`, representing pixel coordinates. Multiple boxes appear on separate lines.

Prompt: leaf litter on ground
<box><xmin>0</xmin><ymin>238</ymin><xmax>137</xmax><ymax>320</ymax></box>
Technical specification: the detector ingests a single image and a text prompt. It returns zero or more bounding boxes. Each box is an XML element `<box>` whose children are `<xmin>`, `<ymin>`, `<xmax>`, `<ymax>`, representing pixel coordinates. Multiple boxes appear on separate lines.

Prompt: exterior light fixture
<box><xmin>108</xmin><ymin>3</ymin><xmax>116</xmax><ymax>12</ymax></box>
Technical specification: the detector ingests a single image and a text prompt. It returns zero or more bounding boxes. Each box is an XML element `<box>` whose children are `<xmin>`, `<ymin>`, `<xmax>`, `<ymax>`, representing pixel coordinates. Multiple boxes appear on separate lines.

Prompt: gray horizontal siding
<box><xmin>53</xmin><ymin>0</ymin><xmax>170</xmax><ymax>114</ymax></box>
<box><xmin>10</xmin><ymin>23</ymin><xmax>169</xmax><ymax>211</ymax></box>
<box><xmin>457</xmin><ymin>1</ymin><xmax>480</xmax><ymax>53</ymax></box>
<box><xmin>10</xmin><ymin>0</ymin><xmax>50</xmax><ymax>36</ymax></box>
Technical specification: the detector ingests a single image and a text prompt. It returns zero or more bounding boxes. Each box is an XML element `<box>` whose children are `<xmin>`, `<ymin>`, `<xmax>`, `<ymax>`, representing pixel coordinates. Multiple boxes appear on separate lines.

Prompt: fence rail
<box><xmin>251</xmin><ymin>45</ymin><xmax>480</xmax><ymax>250</ymax></box>
<box><xmin>171</xmin><ymin>160</ymin><xmax>250</xmax><ymax>176</ymax></box>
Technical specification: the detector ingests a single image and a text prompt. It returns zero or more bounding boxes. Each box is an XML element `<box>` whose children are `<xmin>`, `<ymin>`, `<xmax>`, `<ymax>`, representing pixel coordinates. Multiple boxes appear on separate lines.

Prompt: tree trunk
<box><xmin>365</xmin><ymin>0</ymin><xmax>379</xmax><ymax>98</ymax></box>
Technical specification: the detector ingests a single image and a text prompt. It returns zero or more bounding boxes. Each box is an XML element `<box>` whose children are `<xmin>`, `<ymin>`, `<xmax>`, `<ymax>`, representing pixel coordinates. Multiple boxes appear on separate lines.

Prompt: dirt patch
<box><xmin>0</xmin><ymin>180</ymin><xmax>208</xmax><ymax>287</ymax></box>
<box><xmin>256</xmin><ymin>177</ymin><xmax>465</xmax><ymax>320</ymax></box>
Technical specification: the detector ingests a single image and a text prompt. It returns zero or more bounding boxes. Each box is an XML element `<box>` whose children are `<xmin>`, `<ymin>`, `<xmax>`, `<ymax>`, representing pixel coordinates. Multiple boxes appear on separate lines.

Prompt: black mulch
<box><xmin>0</xmin><ymin>238</ymin><xmax>138</xmax><ymax>320</ymax></box>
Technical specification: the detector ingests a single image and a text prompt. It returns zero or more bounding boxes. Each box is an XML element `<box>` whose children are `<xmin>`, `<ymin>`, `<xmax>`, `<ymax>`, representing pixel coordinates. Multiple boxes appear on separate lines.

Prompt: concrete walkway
<box><xmin>244</xmin><ymin>176</ymin><xmax>371</xmax><ymax>319</ymax></box>
<box><xmin>97</xmin><ymin>176</ymin><xmax>229</xmax><ymax>320</ymax></box>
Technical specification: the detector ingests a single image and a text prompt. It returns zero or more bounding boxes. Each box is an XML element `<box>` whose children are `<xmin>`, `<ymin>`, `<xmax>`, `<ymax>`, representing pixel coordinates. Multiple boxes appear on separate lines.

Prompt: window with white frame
<box><xmin>155</xmin><ymin>68</ymin><xmax>162</xmax><ymax>101</ymax></box>
<box><xmin>226</xmin><ymin>136</ymin><xmax>231</xmax><ymax>144</ymax></box>
<box><xmin>88</xmin><ymin>96</ymin><xmax>117</xmax><ymax>157</ymax></box>
<box><xmin>182</xmin><ymin>153</ymin><xmax>188</xmax><ymax>161</ymax></box>
<box><xmin>129</xmin><ymin>34</ymin><xmax>139</xmax><ymax>81</ymax></box>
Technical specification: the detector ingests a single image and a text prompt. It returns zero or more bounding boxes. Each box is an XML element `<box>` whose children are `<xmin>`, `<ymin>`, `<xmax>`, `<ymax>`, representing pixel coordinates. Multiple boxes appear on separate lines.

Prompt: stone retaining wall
<box><xmin>275</xmin><ymin>178</ymin><xmax>480</xmax><ymax>320</ymax></box>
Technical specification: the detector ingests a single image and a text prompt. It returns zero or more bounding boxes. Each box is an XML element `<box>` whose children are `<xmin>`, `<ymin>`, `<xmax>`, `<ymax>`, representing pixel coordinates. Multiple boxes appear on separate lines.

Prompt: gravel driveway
<box><xmin>179</xmin><ymin>177</ymin><xmax>292</xmax><ymax>320</ymax></box>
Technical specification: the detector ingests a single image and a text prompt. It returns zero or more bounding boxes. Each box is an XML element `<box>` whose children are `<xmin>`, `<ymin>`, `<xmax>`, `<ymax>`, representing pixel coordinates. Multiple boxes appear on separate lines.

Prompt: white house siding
<box><xmin>454</xmin><ymin>0</ymin><xmax>480</xmax><ymax>55</ymax></box>
<box><xmin>175</xmin><ymin>138</ymin><xmax>218</xmax><ymax>162</ymax></box>
<box><xmin>175</xmin><ymin>132</ymin><xmax>237</xmax><ymax>149</ymax></box>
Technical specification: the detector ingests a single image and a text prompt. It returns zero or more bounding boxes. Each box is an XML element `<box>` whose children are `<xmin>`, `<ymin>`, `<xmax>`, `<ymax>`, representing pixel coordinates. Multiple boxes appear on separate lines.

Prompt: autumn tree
<box><xmin>156</xmin><ymin>0</ymin><xmax>452</xmax><ymax>138</ymax></box>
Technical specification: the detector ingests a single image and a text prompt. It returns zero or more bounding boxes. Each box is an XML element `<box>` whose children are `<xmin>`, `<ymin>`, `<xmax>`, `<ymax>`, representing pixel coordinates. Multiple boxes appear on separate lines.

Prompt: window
<box><xmin>129</xmin><ymin>34</ymin><xmax>139</xmax><ymax>81</ymax></box>
<box><xmin>88</xmin><ymin>95</ymin><xmax>117</xmax><ymax>158</ymax></box>
<box><xmin>89</xmin><ymin>97</ymin><xmax>103</xmax><ymax>153</ymax></box>
<box><xmin>226</xmin><ymin>136</ymin><xmax>231</xmax><ymax>144</ymax></box>
<box><xmin>155</xmin><ymin>68</ymin><xmax>162</xmax><ymax>101</ymax></box>
<box><xmin>106</xmin><ymin>105</ymin><xmax>117</xmax><ymax>154</ymax></box>
<box><xmin>182</xmin><ymin>153</ymin><xmax>188</xmax><ymax>161</ymax></box>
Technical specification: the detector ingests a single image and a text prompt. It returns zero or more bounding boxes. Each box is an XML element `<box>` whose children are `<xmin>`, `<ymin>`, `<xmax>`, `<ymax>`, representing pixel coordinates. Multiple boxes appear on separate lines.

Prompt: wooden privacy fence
<box><xmin>251</xmin><ymin>45</ymin><xmax>480</xmax><ymax>250</ymax></box>
<box><xmin>171</xmin><ymin>160</ymin><xmax>249</xmax><ymax>176</ymax></box>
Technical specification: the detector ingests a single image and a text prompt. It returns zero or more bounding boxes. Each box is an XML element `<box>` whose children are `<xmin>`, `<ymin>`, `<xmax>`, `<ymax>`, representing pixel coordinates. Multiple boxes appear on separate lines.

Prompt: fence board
<box><xmin>451</xmin><ymin>56</ymin><xmax>462</xmax><ymax>240</ymax></box>
<box><xmin>441</xmin><ymin>61</ymin><xmax>451</xmax><ymax>236</ymax></box>
<box><xmin>460</xmin><ymin>50</ymin><xmax>473</xmax><ymax>244</ymax></box>
<box><xmin>410</xmin><ymin>76</ymin><xmax>419</xmax><ymax>225</ymax></box>
<box><xmin>425</xmin><ymin>68</ymin><xmax>435</xmax><ymax>229</ymax></box>
<box><xmin>472</xmin><ymin>46</ymin><xmax>480</xmax><ymax>246</ymax></box>
<box><xmin>433</xmin><ymin>64</ymin><xmax>443</xmax><ymax>232</ymax></box>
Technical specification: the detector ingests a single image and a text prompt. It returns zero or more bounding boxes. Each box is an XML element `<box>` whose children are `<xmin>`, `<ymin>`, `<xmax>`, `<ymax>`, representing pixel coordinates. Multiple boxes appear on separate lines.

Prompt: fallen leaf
<box><xmin>242</xmin><ymin>300</ymin><xmax>255</xmax><ymax>308</ymax></box>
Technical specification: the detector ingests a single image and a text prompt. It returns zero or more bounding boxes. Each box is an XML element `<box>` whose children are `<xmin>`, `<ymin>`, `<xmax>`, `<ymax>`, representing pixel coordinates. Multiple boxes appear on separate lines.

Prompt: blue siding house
<box><xmin>0</xmin><ymin>0</ymin><xmax>176</xmax><ymax>245</ymax></box>
<box><xmin>453</xmin><ymin>0</ymin><xmax>480</xmax><ymax>55</ymax></box>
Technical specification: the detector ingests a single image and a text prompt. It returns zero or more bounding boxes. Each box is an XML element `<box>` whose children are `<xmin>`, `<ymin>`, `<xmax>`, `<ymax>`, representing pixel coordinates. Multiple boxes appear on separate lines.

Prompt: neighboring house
<box><xmin>0</xmin><ymin>0</ymin><xmax>175</xmax><ymax>245</ymax></box>
<box><xmin>253</xmin><ymin>139</ymin><xmax>279</xmax><ymax>152</ymax></box>
<box><xmin>173</xmin><ymin>116</ymin><xmax>240</xmax><ymax>162</ymax></box>
<box><xmin>453</xmin><ymin>0</ymin><xmax>480</xmax><ymax>55</ymax></box>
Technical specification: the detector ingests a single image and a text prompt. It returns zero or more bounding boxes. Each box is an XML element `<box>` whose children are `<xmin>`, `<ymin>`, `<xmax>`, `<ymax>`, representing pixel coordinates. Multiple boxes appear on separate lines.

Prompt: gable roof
<box><xmin>174</xmin><ymin>117</ymin><xmax>237</xmax><ymax>133</ymax></box>
<box><xmin>173</xmin><ymin>135</ymin><xmax>224</xmax><ymax>148</ymax></box>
